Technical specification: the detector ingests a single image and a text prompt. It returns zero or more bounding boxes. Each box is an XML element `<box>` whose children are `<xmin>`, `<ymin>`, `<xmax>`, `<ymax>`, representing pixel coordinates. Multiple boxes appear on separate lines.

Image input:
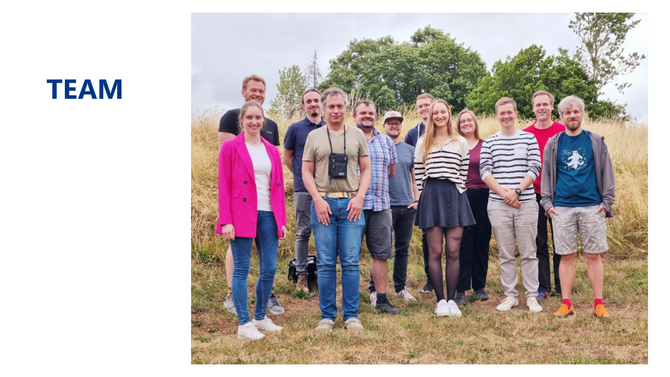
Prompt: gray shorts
<box><xmin>362</xmin><ymin>209</ymin><xmax>393</xmax><ymax>259</ymax></box>
<box><xmin>550</xmin><ymin>205</ymin><xmax>608</xmax><ymax>255</ymax></box>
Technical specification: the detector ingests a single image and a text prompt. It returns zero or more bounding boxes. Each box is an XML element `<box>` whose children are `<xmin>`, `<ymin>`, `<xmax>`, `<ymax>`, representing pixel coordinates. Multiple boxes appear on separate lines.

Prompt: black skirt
<box><xmin>415</xmin><ymin>178</ymin><xmax>476</xmax><ymax>229</ymax></box>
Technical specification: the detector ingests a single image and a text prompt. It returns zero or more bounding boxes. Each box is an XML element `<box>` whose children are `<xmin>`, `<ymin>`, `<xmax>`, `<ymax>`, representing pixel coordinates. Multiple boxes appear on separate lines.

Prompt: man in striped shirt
<box><xmin>480</xmin><ymin>97</ymin><xmax>543</xmax><ymax>313</ymax></box>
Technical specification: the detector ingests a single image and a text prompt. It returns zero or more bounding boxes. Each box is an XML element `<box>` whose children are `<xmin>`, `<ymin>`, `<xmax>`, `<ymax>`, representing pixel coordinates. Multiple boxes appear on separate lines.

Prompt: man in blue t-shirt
<box><xmin>404</xmin><ymin>93</ymin><xmax>434</xmax><ymax>293</ymax></box>
<box><xmin>380</xmin><ymin>111</ymin><xmax>421</xmax><ymax>302</ymax></box>
<box><xmin>283</xmin><ymin>89</ymin><xmax>327</xmax><ymax>293</ymax></box>
<box><xmin>540</xmin><ymin>95</ymin><xmax>616</xmax><ymax>319</ymax></box>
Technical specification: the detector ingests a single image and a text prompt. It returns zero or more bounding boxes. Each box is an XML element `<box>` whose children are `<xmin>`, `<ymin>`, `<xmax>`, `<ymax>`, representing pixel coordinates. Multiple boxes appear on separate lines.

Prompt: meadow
<box><xmin>191</xmin><ymin>107</ymin><xmax>648</xmax><ymax>364</ymax></box>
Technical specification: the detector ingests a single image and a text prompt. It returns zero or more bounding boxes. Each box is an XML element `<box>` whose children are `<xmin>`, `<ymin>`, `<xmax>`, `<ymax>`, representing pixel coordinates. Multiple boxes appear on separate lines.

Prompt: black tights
<box><xmin>426</xmin><ymin>226</ymin><xmax>464</xmax><ymax>302</ymax></box>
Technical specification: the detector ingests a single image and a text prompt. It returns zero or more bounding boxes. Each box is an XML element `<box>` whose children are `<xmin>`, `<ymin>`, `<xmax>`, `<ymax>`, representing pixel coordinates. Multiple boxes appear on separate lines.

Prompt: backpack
<box><xmin>287</xmin><ymin>254</ymin><xmax>318</xmax><ymax>286</ymax></box>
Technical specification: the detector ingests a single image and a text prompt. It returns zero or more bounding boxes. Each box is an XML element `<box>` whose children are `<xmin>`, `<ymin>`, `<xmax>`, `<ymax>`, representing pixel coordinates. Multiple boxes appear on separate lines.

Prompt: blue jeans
<box><xmin>230</xmin><ymin>211</ymin><xmax>278</xmax><ymax>325</ymax></box>
<box><xmin>310</xmin><ymin>197</ymin><xmax>365</xmax><ymax>321</ymax></box>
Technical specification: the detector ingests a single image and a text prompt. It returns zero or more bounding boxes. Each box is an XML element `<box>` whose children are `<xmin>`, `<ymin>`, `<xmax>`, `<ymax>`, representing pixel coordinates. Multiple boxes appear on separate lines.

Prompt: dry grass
<box><xmin>191</xmin><ymin>108</ymin><xmax>648</xmax><ymax>364</ymax></box>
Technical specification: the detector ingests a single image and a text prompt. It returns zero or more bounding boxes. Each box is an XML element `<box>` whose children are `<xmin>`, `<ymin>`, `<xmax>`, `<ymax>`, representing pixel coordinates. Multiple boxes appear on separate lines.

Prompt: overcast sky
<box><xmin>191</xmin><ymin>13</ymin><xmax>648</xmax><ymax>122</ymax></box>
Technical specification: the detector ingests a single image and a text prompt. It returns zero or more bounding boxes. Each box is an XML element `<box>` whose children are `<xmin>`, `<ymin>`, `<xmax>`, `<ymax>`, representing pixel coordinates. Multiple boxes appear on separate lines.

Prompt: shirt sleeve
<box><xmin>479</xmin><ymin>138</ymin><xmax>492</xmax><ymax>181</ymax></box>
<box><xmin>219</xmin><ymin>110</ymin><xmax>239</xmax><ymax>134</ymax></box>
<box><xmin>460</xmin><ymin>139</ymin><xmax>470</xmax><ymax>188</ymax></box>
<box><xmin>283</xmin><ymin>124</ymin><xmax>295</xmax><ymax>150</ymax></box>
<box><xmin>266</xmin><ymin>119</ymin><xmax>280</xmax><ymax>146</ymax></box>
<box><xmin>303</xmin><ymin>133</ymin><xmax>315</xmax><ymax>162</ymax></box>
<box><xmin>389</xmin><ymin>137</ymin><xmax>398</xmax><ymax>165</ymax></box>
<box><xmin>526</xmin><ymin>134</ymin><xmax>541</xmax><ymax>180</ymax></box>
<box><xmin>414</xmin><ymin>139</ymin><xmax>425</xmax><ymax>192</ymax></box>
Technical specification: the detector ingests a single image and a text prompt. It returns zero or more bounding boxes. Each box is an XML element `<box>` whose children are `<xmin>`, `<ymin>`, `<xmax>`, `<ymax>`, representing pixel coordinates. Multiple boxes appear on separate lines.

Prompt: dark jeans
<box><xmin>369</xmin><ymin>205</ymin><xmax>416</xmax><ymax>293</ymax></box>
<box><xmin>293</xmin><ymin>191</ymin><xmax>313</xmax><ymax>276</ymax></box>
<box><xmin>536</xmin><ymin>193</ymin><xmax>561</xmax><ymax>293</ymax></box>
<box><xmin>457</xmin><ymin>188</ymin><xmax>492</xmax><ymax>291</ymax></box>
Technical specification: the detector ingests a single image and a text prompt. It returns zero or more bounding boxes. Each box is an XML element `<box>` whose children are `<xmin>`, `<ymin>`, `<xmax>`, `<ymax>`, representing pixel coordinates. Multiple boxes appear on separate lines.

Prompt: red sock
<box><xmin>594</xmin><ymin>298</ymin><xmax>603</xmax><ymax>308</ymax></box>
<box><xmin>562</xmin><ymin>298</ymin><xmax>571</xmax><ymax>308</ymax></box>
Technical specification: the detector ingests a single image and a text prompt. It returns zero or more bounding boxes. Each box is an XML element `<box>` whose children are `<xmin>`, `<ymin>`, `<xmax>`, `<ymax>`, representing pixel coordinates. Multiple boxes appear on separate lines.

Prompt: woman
<box><xmin>414</xmin><ymin>99</ymin><xmax>475</xmax><ymax>317</ymax></box>
<box><xmin>217</xmin><ymin>100</ymin><xmax>288</xmax><ymax>341</ymax></box>
<box><xmin>453</xmin><ymin>109</ymin><xmax>492</xmax><ymax>306</ymax></box>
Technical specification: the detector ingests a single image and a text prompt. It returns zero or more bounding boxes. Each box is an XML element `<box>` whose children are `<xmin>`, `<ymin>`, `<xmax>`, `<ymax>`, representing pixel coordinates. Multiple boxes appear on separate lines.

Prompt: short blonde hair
<box><xmin>417</xmin><ymin>93</ymin><xmax>435</xmax><ymax>102</ymax></box>
<box><xmin>242</xmin><ymin>75</ymin><xmax>266</xmax><ymax>90</ymax></box>
<box><xmin>531</xmin><ymin>90</ymin><xmax>555</xmax><ymax>107</ymax></box>
<box><xmin>495</xmin><ymin>97</ymin><xmax>517</xmax><ymax>113</ymax></box>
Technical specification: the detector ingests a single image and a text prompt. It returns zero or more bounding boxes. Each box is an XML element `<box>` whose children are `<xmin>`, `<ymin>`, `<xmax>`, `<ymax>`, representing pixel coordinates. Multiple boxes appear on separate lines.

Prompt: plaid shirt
<box><xmin>362</xmin><ymin>128</ymin><xmax>398</xmax><ymax>211</ymax></box>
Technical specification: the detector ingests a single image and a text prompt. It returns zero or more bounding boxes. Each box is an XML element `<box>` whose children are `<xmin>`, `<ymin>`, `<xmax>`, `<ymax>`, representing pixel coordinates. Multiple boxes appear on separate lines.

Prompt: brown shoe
<box><xmin>296</xmin><ymin>275</ymin><xmax>309</xmax><ymax>293</ymax></box>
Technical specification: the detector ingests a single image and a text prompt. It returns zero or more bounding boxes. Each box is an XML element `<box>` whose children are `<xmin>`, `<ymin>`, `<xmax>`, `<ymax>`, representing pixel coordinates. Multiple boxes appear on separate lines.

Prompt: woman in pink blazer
<box><xmin>217</xmin><ymin>101</ymin><xmax>287</xmax><ymax>341</ymax></box>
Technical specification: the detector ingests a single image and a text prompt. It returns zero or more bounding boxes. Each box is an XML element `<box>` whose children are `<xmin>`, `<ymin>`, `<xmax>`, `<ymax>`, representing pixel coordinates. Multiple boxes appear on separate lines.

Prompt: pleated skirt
<box><xmin>415</xmin><ymin>178</ymin><xmax>476</xmax><ymax>229</ymax></box>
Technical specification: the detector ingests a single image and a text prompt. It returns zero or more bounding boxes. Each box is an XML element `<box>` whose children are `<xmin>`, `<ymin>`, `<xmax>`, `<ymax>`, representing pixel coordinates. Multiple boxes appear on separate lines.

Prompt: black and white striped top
<box><xmin>479</xmin><ymin>130</ymin><xmax>541</xmax><ymax>202</ymax></box>
<box><xmin>414</xmin><ymin>136</ymin><xmax>469</xmax><ymax>193</ymax></box>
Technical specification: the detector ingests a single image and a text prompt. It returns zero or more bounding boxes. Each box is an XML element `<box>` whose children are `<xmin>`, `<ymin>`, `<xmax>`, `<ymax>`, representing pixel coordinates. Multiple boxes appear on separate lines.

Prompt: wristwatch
<box><xmin>515</xmin><ymin>188</ymin><xmax>522</xmax><ymax>196</ymax></box>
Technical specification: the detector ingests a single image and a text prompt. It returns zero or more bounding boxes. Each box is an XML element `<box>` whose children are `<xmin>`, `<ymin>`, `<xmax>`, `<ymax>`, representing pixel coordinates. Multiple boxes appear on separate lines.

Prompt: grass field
<box><xmin>191</xmin><ymin>108</ymin><xmax>648</xmax><ymax>364</ymax></box>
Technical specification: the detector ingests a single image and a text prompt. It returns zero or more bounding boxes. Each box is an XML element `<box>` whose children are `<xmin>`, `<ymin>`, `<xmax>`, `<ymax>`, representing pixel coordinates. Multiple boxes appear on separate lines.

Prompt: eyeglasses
<box><xmin>385</xmin><ymin>122</ymin><xmax>402</xmax><ymax>127</ymax></box>
<box><xmin>460</xmin><ymin>118</ymin><xmax>475</xmax><ymax>124</ymax></box>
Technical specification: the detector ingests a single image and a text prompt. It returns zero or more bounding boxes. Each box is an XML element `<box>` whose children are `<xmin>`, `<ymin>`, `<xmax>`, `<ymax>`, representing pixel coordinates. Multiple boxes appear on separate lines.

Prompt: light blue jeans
<box><xmin>230</xmin><ymin>211</ymin><xmax>278</xmax><ymax>325</ymax></box>
<box><xmin>310</xmin><ymin>197</ymin><xmax>365</xmax><ymax>321</ymax></box>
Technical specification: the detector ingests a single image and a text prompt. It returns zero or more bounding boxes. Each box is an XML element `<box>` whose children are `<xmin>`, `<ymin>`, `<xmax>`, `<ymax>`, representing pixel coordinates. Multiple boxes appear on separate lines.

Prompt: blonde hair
<box><xmin>456</xmin><ymin>108</ymin><xmax>481</xmax><ymax>140</ymax></box>
<box><xmin>238</xmin><ymin>100</ymin><xmax>265</xmax><ymax>132</ymax></box>
<box><xmin>495</xmin><ymin>97</ymin><xmax>517</xmax><ymax>113</ymax></box>
<box><xmin>242</xmin><ymin>75</ymin><xmax>266</xmax><ymax>90</ymax></box>
<box><xmin>421</xmin><ymin>99</ymin><xmax>460</xmax><ymax>165</ymax></box>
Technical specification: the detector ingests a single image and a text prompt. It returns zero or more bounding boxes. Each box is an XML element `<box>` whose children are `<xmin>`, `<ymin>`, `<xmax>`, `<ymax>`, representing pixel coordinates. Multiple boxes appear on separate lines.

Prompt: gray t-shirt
<box><xmin>389</xmin><ymin>141</ymin><xmax>416</xmax><ymax>207</ymax></box>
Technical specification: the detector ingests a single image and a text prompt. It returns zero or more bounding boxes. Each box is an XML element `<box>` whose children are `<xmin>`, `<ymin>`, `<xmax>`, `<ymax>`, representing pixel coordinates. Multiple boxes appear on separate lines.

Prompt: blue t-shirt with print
<box><xmin>554</xmin><ymin>130</ymin><xmax>602</xmax><ymax>207</ymax></box>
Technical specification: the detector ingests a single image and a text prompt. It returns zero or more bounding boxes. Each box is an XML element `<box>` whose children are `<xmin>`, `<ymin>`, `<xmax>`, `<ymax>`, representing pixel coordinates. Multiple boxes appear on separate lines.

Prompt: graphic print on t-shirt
<box><xmin>564</xmin><ymin>149</ymin><xmax>586</xmax><ymax>170</ymax></box>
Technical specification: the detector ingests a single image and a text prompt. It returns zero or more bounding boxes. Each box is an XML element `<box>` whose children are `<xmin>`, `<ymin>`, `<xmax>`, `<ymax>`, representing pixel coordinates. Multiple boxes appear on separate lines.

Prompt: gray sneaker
<box><xmin>474</xmin><ymin>288</ymin><xmax>489</xmax><ymax>301</ymax></box>
<box><xmin>375</xmin><ymin>300</ymin><xmax>400</xmax><ymax>315</ymax></box>
<box><xmin>454</xmin><ymin>291</ymin><xmax>467</xmax><ymax>306</ymax></box>
<box><xmin>224</xmin><ymin>295</ymin><xmax>237</xmax><ymax>315</ymax></box>
<box><xmin>268</xmin><ymin>293</ymin><xmax>284</xmax><ymax>315</ymax></box>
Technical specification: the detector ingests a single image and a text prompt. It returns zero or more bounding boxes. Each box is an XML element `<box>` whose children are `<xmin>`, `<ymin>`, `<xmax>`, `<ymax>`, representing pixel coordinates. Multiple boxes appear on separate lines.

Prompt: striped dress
<box><xmin>479</xmin><ymin>130</ymin><xmax>541</xmax><ymax>202</ymax></box>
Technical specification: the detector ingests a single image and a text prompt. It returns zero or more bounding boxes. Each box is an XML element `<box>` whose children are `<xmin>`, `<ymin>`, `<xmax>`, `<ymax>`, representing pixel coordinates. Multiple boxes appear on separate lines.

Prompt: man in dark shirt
<box><xmin>219</xmin><ymin>74</ymin><xmax>283</xmax><ymax>317</ymax></box>
<box><xmin>218</xmin><ymin>74</ymin><xmax>280</xmax><ymax>147</ymax></box>
<box><xmin>403</xmin><ymin>92</ymin><xmax>434</xmax><ymax>293</ymax></box>
<box><xmin>283</xmin><ymin>89</ymin><xmax>326</xmax><ymax>293</ymax></box>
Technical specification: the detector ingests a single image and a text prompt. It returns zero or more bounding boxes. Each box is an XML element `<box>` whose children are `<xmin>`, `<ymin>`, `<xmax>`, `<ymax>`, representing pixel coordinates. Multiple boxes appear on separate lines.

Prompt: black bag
<box><xmin>288</xmin><ymin>254</ymin><xmax>318</xmax><ymax>286</ymax></box>
<box><xmin>326</xmin><ymin>125</ymin><xmax>348</xmax><ymax>181</ymax></box>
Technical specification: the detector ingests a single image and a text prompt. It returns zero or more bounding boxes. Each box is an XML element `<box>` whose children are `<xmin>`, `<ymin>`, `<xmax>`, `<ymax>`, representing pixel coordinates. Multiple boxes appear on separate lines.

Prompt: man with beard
<box><xmin>354</xmin><ymin>100</ymin><xmax>399</xmax><ymax>314</ymax></box>
<box><xmin>404</xmin><ymin>93</ymin><xmax>435</xmax><ymax>293</ymax></box>
<box><xmin>283</xmin><ymin>89</ymin><xmax>327</xmax><ymax>293</ymax></box>
<box><xmin>523</xmin><ymin>90</ymin><xmax>566</xmax><ymax>299</ymax></box>
<box><xmin>218</xmin><ymin>75</ymin><xmax>283</xmax><ymax>316</ymax></box>
<box><xmin>541</xmin><ymin>95</ymin><xmax>615</xmax><ymax>319</ymax></box>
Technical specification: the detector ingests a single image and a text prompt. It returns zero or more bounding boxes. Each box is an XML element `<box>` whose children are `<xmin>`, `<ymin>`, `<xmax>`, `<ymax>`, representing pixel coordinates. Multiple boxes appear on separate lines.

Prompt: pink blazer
<box><xmin>216</xmin><ymin>133</ymin><xmax>287</xmax><ymax>238</ymax></box>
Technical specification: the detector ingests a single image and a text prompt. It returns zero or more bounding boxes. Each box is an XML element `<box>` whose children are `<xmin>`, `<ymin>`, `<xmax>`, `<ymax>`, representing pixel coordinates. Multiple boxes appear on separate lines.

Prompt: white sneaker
<box><xmin>435</xmin><ymin>299</ymin><xmax>450</xmax><ymax>316</ymax></box>
<box><xmin>496</xmin><ymin>296</ymin><xmax>519</xmax><ymax>311</ymax></box>
<box><xmin>447</xmin><ymin>300</ymin><xmax>462</xmax><ymax>317</ymax></box>
<box><xmin>237</xmin><ymin>322</ymin><xmax>265</xmax><ymax>341</ymax></box>
<box><xmin>395</xmin><ymin>289</ymin><xmax>417</xmax><ymax>302</ymax></box>
<box><xmin>315</xmin><ymin>319</ymin><xmax>334</xmax><ymax>331</ymax></box>
<box><xmin>527</xmin><ymin>297</ymin><xmax>543</xmax><ymax>312</ymax></box>
<box><xmin>370</xmin><ymin>291</ymin><xmax>377</xmax><ymax>307</ymax></box>
<box><xmin>252</xmin><ymin>316</ymin><xmax>283</xmax><ymax>332</ymax></box>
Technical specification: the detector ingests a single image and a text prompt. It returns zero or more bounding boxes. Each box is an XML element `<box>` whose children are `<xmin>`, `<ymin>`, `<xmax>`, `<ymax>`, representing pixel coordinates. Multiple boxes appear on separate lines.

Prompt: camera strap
<box><xmin>326</xmin><ymin>125</ymin><xmax>346</xmax><ymax>184</ymax></box>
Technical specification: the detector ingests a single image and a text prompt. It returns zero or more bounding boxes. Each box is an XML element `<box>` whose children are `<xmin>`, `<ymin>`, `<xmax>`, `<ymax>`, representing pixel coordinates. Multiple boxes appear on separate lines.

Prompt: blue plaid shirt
<box><xmin>362</xmin><ymin>128</ymin><xmax>398</xmax><ymax>211</ymax></box>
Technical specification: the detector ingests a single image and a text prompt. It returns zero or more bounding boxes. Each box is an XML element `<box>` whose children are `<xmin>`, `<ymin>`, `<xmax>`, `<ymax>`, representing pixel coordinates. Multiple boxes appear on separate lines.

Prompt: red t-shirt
<box><xmin>523</xmin><ymin>121</ymin><xmax>565</xmax><ymax>194</ymax></box>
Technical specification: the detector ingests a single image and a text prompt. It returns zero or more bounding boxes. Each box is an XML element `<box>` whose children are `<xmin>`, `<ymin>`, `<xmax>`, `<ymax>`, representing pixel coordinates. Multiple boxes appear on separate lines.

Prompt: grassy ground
<box><xmin>191</xmin><ymin>253</ymin><xmax>647</xmax><ymax>364</ymax></box>
<box><xmin>191</xmin><ymin>108</ymin><xmax>648</xmax><ymax>364</ymax></box>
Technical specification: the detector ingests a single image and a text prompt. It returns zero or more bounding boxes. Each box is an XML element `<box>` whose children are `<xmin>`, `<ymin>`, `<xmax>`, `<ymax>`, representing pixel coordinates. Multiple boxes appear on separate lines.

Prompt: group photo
<box><xmin>191</xmin><ymin>13</ymin><xmax>648</xmax><ymax>364</ymax></box>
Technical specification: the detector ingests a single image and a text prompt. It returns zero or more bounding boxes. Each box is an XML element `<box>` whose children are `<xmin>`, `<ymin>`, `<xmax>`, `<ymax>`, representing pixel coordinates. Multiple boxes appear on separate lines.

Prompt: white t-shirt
<box><xmin>246</xmin><ymin>142</ymin><xmax>273</xmax><ymax>212</ymax></box>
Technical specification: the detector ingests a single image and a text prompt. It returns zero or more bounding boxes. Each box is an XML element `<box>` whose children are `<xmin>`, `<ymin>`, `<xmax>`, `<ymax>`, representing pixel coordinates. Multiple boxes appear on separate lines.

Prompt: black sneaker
<box><xmin>375</xmin><ymin>300</ymin><xmax>400</xmax><ymax>315</ymax></box>
<box><xmin>422</xmin><ymin>280</ymin><xmax>434</xmax><ymax>293</ymax></box>
<box><xmin>474</xmin><ymin>288</ymin><xmax>489</xmax><ymax>301</ymax></box>
<box><xmin>454</xmin><ymin>291</ymin><xmax>467</xmax><ymax>306</ymax></box>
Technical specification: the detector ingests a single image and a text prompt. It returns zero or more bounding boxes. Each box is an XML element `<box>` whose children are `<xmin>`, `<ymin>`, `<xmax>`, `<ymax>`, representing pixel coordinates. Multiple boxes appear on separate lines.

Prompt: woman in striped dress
<box><xmin>414</xmin><ymin>99</ymin><xmax>476</xmax><ymax>317</ymax></box>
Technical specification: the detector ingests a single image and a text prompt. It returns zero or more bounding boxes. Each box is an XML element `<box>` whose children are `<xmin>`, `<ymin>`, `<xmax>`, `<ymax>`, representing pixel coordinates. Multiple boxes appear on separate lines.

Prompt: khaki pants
<box><xmin>488</xmin><ymin>199</ymin><xmax>539</xmax><ymax>298</ymax></box>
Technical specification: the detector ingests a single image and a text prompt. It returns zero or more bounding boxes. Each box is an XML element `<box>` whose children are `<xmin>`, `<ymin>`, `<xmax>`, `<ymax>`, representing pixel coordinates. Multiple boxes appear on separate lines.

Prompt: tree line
<box><xmin>268</xmin><ymin>13</ymin><xmax>644</xmax><ymax>122</ymax></box>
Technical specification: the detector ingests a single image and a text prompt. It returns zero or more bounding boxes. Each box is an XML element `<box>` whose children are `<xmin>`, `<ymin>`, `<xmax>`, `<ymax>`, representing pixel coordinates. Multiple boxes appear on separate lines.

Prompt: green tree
<box><xmin>569</xmin><ymin>12</ymin><xmax>645</xmax><ymax>96</ymax></box>
<box><xmin>268</xmin><ymin>65</ymin><xmax>307</xmax><ymax>121</ymax></box>
<box><xmin>467</xmin><ymin>45</ymin><xmax>623</xmax><ymax>120</ymax></box>
<box><xmin>321</xmin><ymin>26</ymin><xmax>487</xmax><ymax>112</ymax></box>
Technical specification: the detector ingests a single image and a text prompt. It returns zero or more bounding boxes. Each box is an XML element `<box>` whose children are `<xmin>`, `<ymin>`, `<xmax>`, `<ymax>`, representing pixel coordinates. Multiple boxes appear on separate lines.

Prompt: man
<box><xmin>404</xmin><ymin>93</ymin><xmax>435</xmax><ymax>293</ymax></box>
<box><xmin>283</xmin><ymin>88</ymin><xmax>326</xmax><ymax>293</ymax></box>
<box><xmin>480</xmin><ymin>97</ymin><xmax>543</xmax><ymax>313</ymax></box>
<box><xmin>523</xmin><ymin>91</ymin><xmax>566</xmax><ymax>299</ymax></box>
<box><xmin>353</xmin><ymin>101</ymin><xmax>399</xmax><ymax>314</ymax></box>
<box><xmin>302</xmin><ymin>87</ymin><xmax>371</xmax><ymax>331</ymax></box>
<box><xmin>219</xmin><ymin>75</ymin><xmax>283</xmax><ymax>316</ymax></box>
<box><xmin>541</xmin><ymin>95</ymin><xmax>615</xmax><ymax>319</ymax></box>
<box><xmin>381</xmin><ymin>111</ymin><xmax>421</xmax><ymax>303</ymax></box>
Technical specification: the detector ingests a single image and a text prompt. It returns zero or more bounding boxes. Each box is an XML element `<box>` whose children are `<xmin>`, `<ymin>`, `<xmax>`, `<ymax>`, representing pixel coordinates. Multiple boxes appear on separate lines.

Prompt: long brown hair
<box><xmin>456</xmin><ymin>108</ymin><xmax>481</xmax><ymax>141</ymax></box>
<box><xmin>421</xmin><ymin>99</ymin><xmax>460</xmax><ymax>165</ymax></box>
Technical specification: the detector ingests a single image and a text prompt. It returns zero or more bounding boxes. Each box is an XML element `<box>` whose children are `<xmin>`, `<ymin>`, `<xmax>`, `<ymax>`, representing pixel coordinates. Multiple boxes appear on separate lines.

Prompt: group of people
<box><xmin>215</xmin><ymin>75</ymin><xmax>616</xmax><ymax>341</ymax></box>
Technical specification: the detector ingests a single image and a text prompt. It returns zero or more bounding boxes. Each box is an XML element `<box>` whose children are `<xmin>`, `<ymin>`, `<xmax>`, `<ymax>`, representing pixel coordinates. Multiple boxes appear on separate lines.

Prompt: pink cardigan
<box><xmin>216</xmin><ymin>133</ymin><xmax>287</xmax><ymax>238</ymax></box>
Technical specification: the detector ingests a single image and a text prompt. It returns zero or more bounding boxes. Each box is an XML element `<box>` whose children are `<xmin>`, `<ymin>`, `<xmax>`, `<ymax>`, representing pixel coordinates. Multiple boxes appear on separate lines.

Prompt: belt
<box><xmin>319</xmin><ymin>191</ymin><xmax>358</xmax><ymax>199</ymax></box>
